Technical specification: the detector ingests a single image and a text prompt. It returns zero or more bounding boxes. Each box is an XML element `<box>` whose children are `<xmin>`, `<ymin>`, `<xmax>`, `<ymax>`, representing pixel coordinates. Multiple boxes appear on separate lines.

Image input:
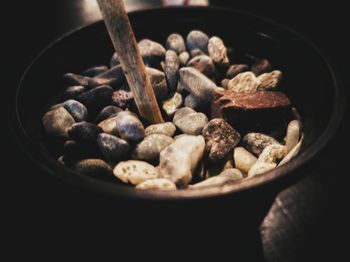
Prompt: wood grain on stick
<box><xmin>96</xmin><ymin>0</ymin><xmax>164</xmax><ymax>124</ymax></box>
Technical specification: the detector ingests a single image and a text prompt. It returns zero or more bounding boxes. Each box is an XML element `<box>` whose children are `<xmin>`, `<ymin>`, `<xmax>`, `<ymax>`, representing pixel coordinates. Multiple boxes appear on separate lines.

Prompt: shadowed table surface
<box><xmin>3</xmin><ymin>0</ymin><xmax>349</xmax><ymax>260</ymax></box>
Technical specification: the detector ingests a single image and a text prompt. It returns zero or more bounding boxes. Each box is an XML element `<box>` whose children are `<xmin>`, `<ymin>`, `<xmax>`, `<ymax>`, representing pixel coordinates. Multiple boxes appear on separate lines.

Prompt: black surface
<box><xmin>2</xmin><ymin>0</ymin><xmax>349</xmax><ymax>260</ymax></box>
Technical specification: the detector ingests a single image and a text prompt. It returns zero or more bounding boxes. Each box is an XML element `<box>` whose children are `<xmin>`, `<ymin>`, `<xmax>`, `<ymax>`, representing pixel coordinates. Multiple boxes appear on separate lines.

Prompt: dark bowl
<box><xmin>11</xmin><ymin>7</ymin><xmax>345</xmax><ymax>228</ymax></box>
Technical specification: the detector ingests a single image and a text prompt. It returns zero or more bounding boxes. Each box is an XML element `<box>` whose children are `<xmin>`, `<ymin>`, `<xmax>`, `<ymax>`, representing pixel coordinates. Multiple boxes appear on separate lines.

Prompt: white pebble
<box><xmin>284</xmin><ymin>120</ymin><xmax>301</xmax><ymax>152</ymax></box>
<box><xmin>113</xmin><ymin>160</ymin><xmax>158</xmax><ymax>185</ymax></box>
<box><xmin>136</xmin><ymin>178</ymin><xmax>176</xmax><ymax>190</ymax></box>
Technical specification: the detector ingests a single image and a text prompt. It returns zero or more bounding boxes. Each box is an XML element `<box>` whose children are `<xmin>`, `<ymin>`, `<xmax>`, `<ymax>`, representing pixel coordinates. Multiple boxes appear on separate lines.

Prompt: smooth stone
<box><xmin>98</xmin><ymin>114</ymin><xmax>119</xmax><ymax>135</ymax></box>
<box><xmin>76</xmin><ymin>85</ymin><xmax>113</xmax><ymax>110</ymax></box>
<box><xmin>251</xmin><ymin>59</ymin><xmax>272</xmax><ymax>76</ymax></box>
<box><xmin>132</xmin><ymin>134</ymin><xmax>173</xmax><ymax>161</ymax></box>
<box><xmin>63</xmin><ymin>140</ymin><xmax>100</xmax><ymax>160</ymax></box>
<box><xmin>179</xmin><ymin>51</ymin><xmax>190</xmax><ymax>66</ymax></box>
<box><xmin>63</xmin><ymin>73</ymin><xmax>90</xmax><ymax>86</ymax></box>
<box><xmin>97</xmin><ymin>133</ymin><xmax>131</xmax><ymax>162</ymax></box>
<box><xmin>187</xmin><ymin>55</ymin><xmax>215</xmax><ymax>77</ymax></box>
<box><xmin>73</xmin><ymin>159</ymin><xmax>113</xmax><ymax>178</ymax></box>
<box><xmin>257</xmin><ymin>70</ymin><xmax>283</xmax><ymax>90</ymax></box>
<box><xmin>81</xmin><ymin>65</ymin><xmax>108</xmax><ymax>77</ymax></box>
<box><xmin>186</xmin><ymin>30</ymin><xmax>209</xmax><ymax>54</ymax></box>
<box><xmin>113</xmin><ymin>160</ymin><xmax>158</xmax><ymax>185</ymax></box>
<box><xmin>190</xmin><ymin>168</ymin><xmax>243</xmax><ymax>188</ymax></box>
<box><xmin>248</xmin><ymin>162</ymin><xmax>276</xmax><ymax>177</ymax></box>
<box><xmin>138</xmin><ymin>39</ymin><xmax>166</xmax><ymax>66</ymax></box>
<box><xmin>284</xmin><ymin>120</ymin><xmax>301</xmax><ymax>152</ymax></box>
<box><xmin>43</xmin><ymin>106</ymin><xmax>75</xmax><ymax>138</ymax></box>
<box><xmin>243</xmin><ymin>133</ymin><xmax>280</xmax><ymax>156</ymax></box>
<box><xmin>190</xmin><ymin>48</ymin><xmax>207</xmax><ymax>57</ymax></box>
<box><xmin>110</xmin><ymin>52</ymin><xmax>120</xmax><ymax>67</ymax></box>
<box><xmin>111</xmin><ymin>90</ymin><xmax>134</xmax><ymax>108</ymax></box>
<box><xmin>88</xmin><ymin>65</ymin><xmax>125</xmax><ymax>88</ymax></box>
<box><xmin>279</xmin><ymin>135</ymin><xmax>303</xmax><ymax>166</ymax></box>
<box><xmin>208</xmin><ymin>36</ymin><xmax>230</xmax><ymax>66</ymax></box>
<box><xmin>256</xmin><ymin>144</ymin><xmax>288</xmax><ymax>164</ymax></box>
<box><xmin>173</xmin><ymin>107</ymin><xmax>208</xmax><ymax>135</ymax></box>
<box><xmin>227</xmin><ymin>72</ymin><xmax>260</xmax><ymax>93</ymax></box>
<box><xmin>94</xmin><ymin>105</ymin><xmax>123</xmax><ymax>124</ymax></box>
<box><xmin>136</xmin><ymin>178</ymin><xmax>176</xmax><ymax>190</ymax></box>
<box><xmin>145</xmin><ymin>122</ymin><xmax>176</xmax><ymax>137</ymax></box>
<box><xmin>158</xmin><ymin>135</ymin><xmax>205</xmax><ymax>186</ymax></box>
<box><xmin>221</xmin><ymin>79</ymin><xmax>229</xmax><ymax>89</ymax></box>
<box><xmin>166</xmin><ymin>33</ymin><xmax>186</xmax><ymax>54</ymax></box>
<box><xmin>114</xmin><ymin>111</ymin><xmax>145</xmax><ymax>143</ymax></box>
<box><xmin>62</xmin><ymin>85</ymin><xmax>86</xmax><ymax>100</ymax></box>
<box><xmin>202</xmin><ymin>118</ymin><xmax>241</xmax><ymax>162</ymax></box>
<box><xmin>233</xmin><ymin>147</ymin><xmax>257</xmax><ymax>174</ymax></box>
<box><xmin>68</xmin><ymin>121</ymin><xmax>102</xmax><ymax>143</ymax></box>
<box><xmin>226</xmin><ymin>64</ymin><xmax>249</xmax><ymax>79</ymax></box>
<box><xmin>161</xmin><ymin>92</ymin><xmax>183</xmax><ymax>117</ymax></box>
<box><xmin>146</xmin><ymin>67</ymin><xmax>168</xmax><ymax>100</ymax></box>
<box><xmin>63</xmin><ymin>99</ymin><xmax>88</xmax><ymax>122</ymax></box>
<box><xmin>164</xmin><ymin>50</ymin><xmax>179</xmax><ymax>93</ymax></box>
<box><xmin>178</xmin><ymin>67</ymin><xmax>216</xmax><ymax>110</ymax></box>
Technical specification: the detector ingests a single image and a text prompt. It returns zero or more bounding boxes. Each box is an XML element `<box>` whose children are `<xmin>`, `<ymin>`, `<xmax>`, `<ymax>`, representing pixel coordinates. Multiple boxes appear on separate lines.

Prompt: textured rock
<box><xmin>138</xmin><ymin>39</ymin><xmax>166</xmax><ymax>66</ymax></box>
<box><xmin>136</xmin><ymin>178</ymin><xmax>176</xmax><ymax>190</ymax></box>
<box><xmin>166</xmin><ymin>33</ymin><xmax>186</xmax><ymax>54</ymax></box>
<box><xmin>63</xmin><ymin>99</ymin><xmax>88</xmax><ymax>122</ymax></box>
<box><xmin>179</xmin><ymin>51</ymin><xmax>190</xmax><ymax>66</ymax></box>
<box><xmin>233</xmin><ymin>147</ymin><xmax>257</xmax><ymax>173</ymax></box>
<box><xmin>208</xmin><ymin>36</ymin><xmax>229</xmax><ymax>67</ymax></box>
<box><xmin>227</xmin><ymin>72</ymin><xmax>260</xmax><ymax>93</ymax></box>
<box><xmin>284</xmin><ymin>120</ymin><xmax>301</xmax><ymax>152</ymax></box>
<box><xmin>43</xmin><ymin>106</ymin><xmax>75</xmax><ymax>138</ymax></box>
<box><xmin>158</xmin><ymin>135</ymin><xmax>205</xmax><ymax>186</ymax></box>
<box><xmin>243</xmin><ymin>133</ymin><xmax>279</xmax><ymax>156</ymax></box>
<box><xmin>133</xmin><ymin>134</ymin><xmax>173</xmax><ymax>161</ymax></box>
<box><xmin>187</xmin><ymin>55</ymin><xmax>215</xmax><ymax>77</ymax></box>
<box><xmin>257</xmin><ymin>70</ymin><xmax>283</xmax><ymax>90</ymax></box>
<box><xmin>186</xmin><ymin>30</ymin><xmax>209</xmax><ymax>54</ymax></box>
<box><xmin>164</xmin><ymin>50</ymin><xmax>179</xmax><ymax>93</ymax></box>
<box><xmin>111</xmin><ymin>90</ymin><xmax>134</xmax><ymax>109</ymax></box>
<box><xmin>173</xmin><ymin>107</ymin><xmax>208</xmax><ymax>135</ymax></box>
<box><xmin>81</xmin><ymin>65</ymin><xmax>108</xmax><ymax>77</ymax></box>
<box><xmin>226</xmin><ymin>64</ymin><xmax>249</xmax><ymax>79</ymax></box>
<box><xmin>113</xmin><ymin>160</ymin><xmax>158</xmax><ymax>185</ymax></box>
<box><xmin>202</xmin><ymin>118</ymin><xmax>241</xmax><ymax>162</ymax></box>
<box><xmin>162</xmin><ymin>92</ymin><xmax>183</xmax><ymax>117</ymax></box>
<box><xmin>145</xmin><ymin>122</ymin><xmax>176</xmax><ymax>137</ymax></box>
<box><xmin>97</xmin><ymin>133</ymin><xmax>131</xmax><ymax>162</ymax></box>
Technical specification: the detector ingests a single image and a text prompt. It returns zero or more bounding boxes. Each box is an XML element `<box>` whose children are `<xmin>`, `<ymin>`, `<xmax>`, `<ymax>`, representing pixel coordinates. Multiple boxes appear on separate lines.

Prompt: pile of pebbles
<box><xmin>43</xmin><ymin>30</ymin><xmax>303</xmax><ymax>191</ymax></box>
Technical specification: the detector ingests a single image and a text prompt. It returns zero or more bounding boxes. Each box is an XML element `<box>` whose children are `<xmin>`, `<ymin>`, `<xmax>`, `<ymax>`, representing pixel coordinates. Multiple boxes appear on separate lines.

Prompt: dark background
<box><xmin>2</xmin><ymin>0</ymin><xmax>349</xmax><ymax>260</ymax></box>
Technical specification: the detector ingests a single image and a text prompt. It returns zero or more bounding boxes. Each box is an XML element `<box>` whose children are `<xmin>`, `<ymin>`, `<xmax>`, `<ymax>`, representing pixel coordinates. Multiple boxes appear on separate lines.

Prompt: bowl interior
<box><xmin>15</xmin><ymin>7</ymin><xmax>341</xmax><ymax>199</ymax></box>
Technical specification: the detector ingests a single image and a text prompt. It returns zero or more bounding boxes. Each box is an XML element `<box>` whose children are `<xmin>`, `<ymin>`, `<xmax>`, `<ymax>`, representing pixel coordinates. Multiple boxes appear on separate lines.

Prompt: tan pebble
<box><xmin>257</xmin><ymin>70</ymin><xmax>283</xmax><ymax>90</ymax></box>
<box><xmin>234</xmin><ymin>147</ymin><xmax>257</xmax><ymax>174</ymax></box>
<box><xmin>113</xmin><ymin>160</ymin><xmax>158</xmax><ymax>185</ymax></box>
<box><xmin>284</xmin><ymin>120</ymin><xmax>301</xmax><ymax>152</ymax></box>
<box><xmin>227</xmin><ymin>72</ymin><xmax>260</xmax><ymax>93</ymax></box>
<box><xmin>136</xmin><ymin>178</ymin><xmax>176</xmax><ymax>190</ymax></box>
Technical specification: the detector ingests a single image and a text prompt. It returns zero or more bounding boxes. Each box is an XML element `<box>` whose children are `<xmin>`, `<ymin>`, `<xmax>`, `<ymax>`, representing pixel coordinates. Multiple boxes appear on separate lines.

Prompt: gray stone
<box><xmin>88</xmin><ymin>65</ymin><xmax>125</xmax><ymax>88</ymax></box>
<box><xmin>133</xmin><ymin>134</ymin><xmax>173</xmax><ymax>161</ymax></box>
<box><xmin>110</xmin><ymin>52</ymin><xmax>120</xmax><ymax>67</ymax></box>
<box><xmin>226</xmin><ymin>64</ymin><xmax>249</xmax><ymax>79</ymax></box>
<box><xmin>63</xmin><ymin>99</ymin><xmax>88</xmax><ymax>122</ymax></box>
<box><xmin>94</xmin><ymin>105</ymin><xmax>123</xmax><ymax>124</ymax></box>
<box><xmin>166</xmin><ymin>33</ymin><xmax>186</xmax><ymax>54</ymax></box>
<box><xmin>243</xmin><ymin>133</ymin><xmax>279</xmax><ymax>156</ymax></box>
<box><xmin>63</xmin><ymin>140</ymin><xmax>100</xmax><ymax>160</ymax></box>
<box><xmin>111</xmin><ymin>90</ymin><xmax>134</xmax><ymax>109</ymax></box>
<box><xmin>62</xmin><ymin>85</ymin><xmax>86</xmax><ymax>100</ymax></box>
<box><xmin>68</xmin><ymin>121</ymin><xmax>102</xmax><ymax>143</ymax></box>
<box><xmin>73</xmin><ymin>158</ymin><xmax>113</xmax><ymax>178</ymax></box>
<box><xmin>190</xmin><ymin>48</ymin><xmax>207</xmax><ymax>58</ymax></box>
<box><xmin>186</xmin><ymin>30</ymin><xmax>209</xmax><ymax>54</ymax></box>
<box><xmin>178</xmin><ymin>67</ymin><xmax>216</xmax><ymax>110</ymax></box>
<box><xmin>114</xmin><ymin>111</ymin><xmax>145</xmax><ymax>143</ymax></box>
<box><xmin>43</xmin><ymin>106</ymin><xmax>75</xmax><ymax>138</ymax></box>
<box><xmin>76</xmin><ymin>85</ymin><xmax>113</xmax><ymax>110</ymax></box>
<box><xmin>173</xmin><ymin>107</ymin><xmax>208</xmax><ymax>135</ymax></box>
<box><xmin>158</xmin><ymin>135</ymin><xmax>205</xmax><ymax>186</ymax></box>
<box><xmin>146</xmin><ymin>67</ymin><xmax>168</xmax><ymax>100</ymax></box>
<box><xmin>97</xmin><ymin>133</ymin><xmax>131</xmax><ymax>162</ymax></box>
<box><xmin>161</xmin><ymin>92</ymin><xmax>183</xmax><ymax>117</ymax></box>
<box><xmin>202</xmin><ymin>118</ymin><xmax>241</xmax><ymax>162</ymax></box>
<box><xmin>208</xmin><ymin>36</ymin><xmax>230</xmax><ymax>67</ymax></box>
<box><xmin>113</xmin><ymin>160</ymin><xmax>158</xmax><ymax>185</ymax></box>
<box><xmin>187</xmin><ymin>55</ymin><xmax>215</xmax><ymax>77</ymax></box>
<box><xmin>138</xmin><ymin>39</ymin><xmax>166</xmax><ymax>66</ymax></box>
<box><xmin>164</xmin><ymin>50</ymin><xmax>179</xmax><ymax>93</ymax></box>
<box><xmin>145</xmin><ymin>122</ymin><xmax>176</xmax><ymax>137</ymax></box>
<box><xmin>251</xmin><ymin>59</ymin><xmax>272</xmax><ymax>76</ymax></box>
<box><xmin>63</xmin><ymin>73</ymin><xmax>90</xmax><ymax>86</ymax></box>
<box><xmin>81</xmin><ymin>65</ymin><xmax>108</xmax><ymax>77</ymax></box>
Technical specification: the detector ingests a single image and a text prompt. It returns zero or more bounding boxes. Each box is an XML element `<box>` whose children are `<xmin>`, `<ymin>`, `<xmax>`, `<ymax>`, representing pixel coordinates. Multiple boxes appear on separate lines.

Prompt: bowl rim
<box><xmin>14</xmin><ymin>6</ymin><xmax>346</xmax><ymax>201</ymax></box>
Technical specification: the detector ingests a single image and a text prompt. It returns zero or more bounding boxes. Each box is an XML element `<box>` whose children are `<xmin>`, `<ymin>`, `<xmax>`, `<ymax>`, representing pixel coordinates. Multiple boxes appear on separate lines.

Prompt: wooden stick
<box><xmin>96</xmin><ymin>0</ymin><xmax>164</xmax><ymax>124</ymax></box>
